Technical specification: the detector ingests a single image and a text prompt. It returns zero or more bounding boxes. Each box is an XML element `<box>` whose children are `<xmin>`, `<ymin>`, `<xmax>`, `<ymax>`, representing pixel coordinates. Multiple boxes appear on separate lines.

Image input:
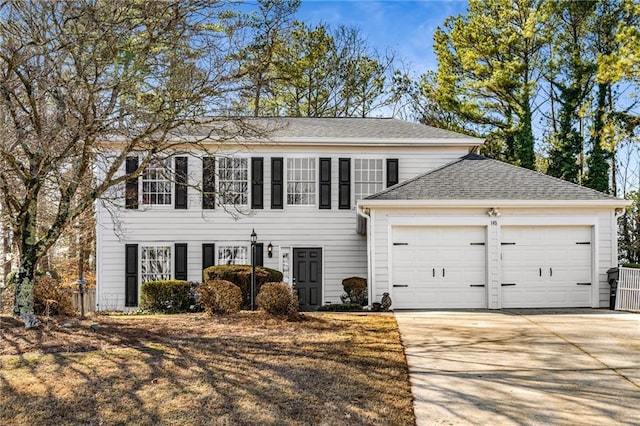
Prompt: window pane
<box><xmin>141</xmin><ymin>246</ymin><xmax>172</xmax><ymax>282</ymax></box>
<box><xmin>354</xmin><ymin>158</ymin><xmax>384</xmax><ymax>200</ymax></box>
<box><xmin>219</xmin><ymin>157</ymin><xmax>248</xmax><ymax>206</ymax></box>
<box><xmin>286</xmin><ymin>157</ymin><xmax>316</xmax><ymax>206</ymax></box>
<box><xmin>141</xmin><ymin>160</ymin><xmax>172</xmax><ymax>206</ymax></box>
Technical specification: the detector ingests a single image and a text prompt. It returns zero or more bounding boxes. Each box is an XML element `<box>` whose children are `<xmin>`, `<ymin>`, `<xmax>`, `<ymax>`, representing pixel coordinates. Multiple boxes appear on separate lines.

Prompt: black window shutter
<box><xmin>251</xmin><ymin>157</ymin><xmax>264</xmax><ymax>209</ymax></box>
<box><xmin>202</xmin><ymin>157</ymin><xmax>215</xmax><ymax>209</ymax></box>
<box><xmin>125</xmin><ymin>244</ymin><xmax>138</xmax><ymax>307</ymax></box>
<box><xmin>175</xmin><ymin>243</ymin><xmax>188</xmax><ymax>281</ymax></box>
<box><xmin>271</xmin><ymin>157</ymin><xmax>284</xmax><ymax>209</ymax></box>
<box><xmin>125</xmin><ymin>157</ymin><xmax>139</xmax><ymax>209</ymax></box>
<box><xmin>202</xmin><ymin>243</ymin><xmax>215</xmax><ymax>279</ymax></box>
<box><xmin>175</xmin><ymin>157</ymin><xmax>188</xmax><ymax>209</ymax></box>
<box><xmin>338</xmin><ymin>158</ymin><xmax>351</xmax><ymax>209</ymax></box>
<box><xmin>386</xmin><ymin>158</ymin><xmax>399</xmax><ymax>187</ymax></box>
<box><xmin>319</xmin><ymin>158</ymin><xmax>331</xmax><ymax>209</ymax></box>
<box><xmin>254</xmin><ymin>243</ymin><xmax>264</xmax><ymax>267</ymax></box>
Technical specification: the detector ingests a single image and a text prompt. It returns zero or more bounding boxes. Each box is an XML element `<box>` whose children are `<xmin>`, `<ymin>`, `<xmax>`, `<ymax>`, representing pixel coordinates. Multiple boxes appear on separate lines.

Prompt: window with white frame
<box><xmin>354</xmin><ymin>159</ymin><xmax>383</xmax><ymax>200</ymax></box>
<box><xmin>141</xmin><ymin>246</ymin><xmax>172</xmax><ymax>282</ymax></box>
<box><xmin>287</xmin><ymin>158</ymin><xmax>316</xmax><ymax>205</ymax></box>
<box><xmin>142</xmin><ymin>161</ymin><xmax>172</xmax><ymax>205</ymax></box>
<box><xmin>219</xmin><ymin>157</ymin><xmax>248</xmax><ymax>205</ymax></box>
<box><xmin>217</xmin><ymin>245</ymin><xmax>248</xmax><ymax>265</ymax></box>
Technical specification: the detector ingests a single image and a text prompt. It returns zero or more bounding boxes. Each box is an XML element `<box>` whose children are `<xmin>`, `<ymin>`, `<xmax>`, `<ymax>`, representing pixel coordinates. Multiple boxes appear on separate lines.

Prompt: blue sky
<box><xmin>297</xmin><ymin>0</ymin><xmax>468</xmax><ymax>76</ymax></box>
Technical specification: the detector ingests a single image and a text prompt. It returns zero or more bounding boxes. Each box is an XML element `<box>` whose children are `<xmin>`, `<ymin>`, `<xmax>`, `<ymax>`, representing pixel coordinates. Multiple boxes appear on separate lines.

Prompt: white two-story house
<box><xmin>96</xmin><ymin>117</ymin><xmax>629</xmax><ymax>311</ymax></box>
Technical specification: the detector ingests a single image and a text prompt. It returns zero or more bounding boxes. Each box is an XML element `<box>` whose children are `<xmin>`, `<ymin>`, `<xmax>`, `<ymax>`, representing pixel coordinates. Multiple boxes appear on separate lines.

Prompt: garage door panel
<box><xmin>392</xmin><ymin>226</ymin><xmax>486</xmax><ymax>309</ymax></box>
<box><xmin>501</xmin><ymin>226</ymin><xmax>592</xmax><ymax>308</ymax></box>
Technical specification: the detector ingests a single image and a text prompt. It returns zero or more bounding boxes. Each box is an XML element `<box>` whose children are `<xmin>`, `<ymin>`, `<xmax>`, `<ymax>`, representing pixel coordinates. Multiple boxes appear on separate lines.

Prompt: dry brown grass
<box><xmin>0</xmin><ymin>312</ymin><xmax>415</xmax><ymax>426</ymax></box>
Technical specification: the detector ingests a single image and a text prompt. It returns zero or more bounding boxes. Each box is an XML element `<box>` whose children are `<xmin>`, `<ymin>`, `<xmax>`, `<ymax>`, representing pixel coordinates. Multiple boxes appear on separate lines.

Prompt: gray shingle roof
<box><xmin>366</xmin><ymin>154</ymin><xmax>617</xmax><ymax>201</ymax></box>
<box><xmin>181</xmin><ymin>117</ymin><xmax>481</xmax><ymax>142</ymax></box>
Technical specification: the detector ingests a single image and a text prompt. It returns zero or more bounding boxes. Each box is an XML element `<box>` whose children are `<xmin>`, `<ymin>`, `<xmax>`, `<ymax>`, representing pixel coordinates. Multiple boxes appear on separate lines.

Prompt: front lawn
<box><xmin>0</xmin><ymin>313</ymin><xmax>415</xmax><ymax>426</ymax></box>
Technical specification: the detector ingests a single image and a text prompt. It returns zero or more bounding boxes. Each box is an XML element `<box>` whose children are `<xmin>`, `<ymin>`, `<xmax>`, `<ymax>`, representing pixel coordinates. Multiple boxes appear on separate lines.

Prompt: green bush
<box><xmin>198</xmin><ymin>279</ymin><xmax>243</xmax><ymax>315</ymax></box>
<box><xmin>256</xmin><ymin>282</ymin><xmax>298</xmax><ymax>317</ymax></box>
<box><xmin>203</xmin><ymin>265</ymin><xmax>283</xmax><ymax>308</ymax></box>
<box><xmin>340</xmin><ymin>276</ymin><xmax>368</xmax><ymax>306</ymax></box>
<box><xmin>140</xmin><ymin>280</ymin><xmax>191</xmax><ymax>313</ymax></box>
<box><xmin>316</xmin><ymin>303</ymin><xmax>364</xmax><ymax>312</ymax></box>
<box><xmin>622</xmin><ymin>263</ymin><xmax>640</xmax><ymax>269</ymax></box>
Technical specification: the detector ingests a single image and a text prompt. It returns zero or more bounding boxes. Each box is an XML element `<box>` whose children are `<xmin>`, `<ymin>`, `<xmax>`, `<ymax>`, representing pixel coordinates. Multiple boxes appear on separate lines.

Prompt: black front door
<box><xmin>293</xmin><ymin>248</ymin><xmax>322</xmax><ymax>311</ymax></box>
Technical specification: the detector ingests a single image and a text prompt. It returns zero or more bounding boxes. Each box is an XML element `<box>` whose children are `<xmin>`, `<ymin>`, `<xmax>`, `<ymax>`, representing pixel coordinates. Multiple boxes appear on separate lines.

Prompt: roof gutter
<box><xmin>98</xmin><ymin>136</ymin><xmax>483</xmax><ymax>148</ymax></box>
<box><xmin>357</xmin><ymin>199</ymin><xmax>633</xmax><ymax>209</ymax></box>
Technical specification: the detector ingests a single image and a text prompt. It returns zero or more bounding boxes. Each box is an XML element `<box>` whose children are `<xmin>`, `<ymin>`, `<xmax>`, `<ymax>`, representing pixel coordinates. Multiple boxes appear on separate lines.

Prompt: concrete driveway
<box><xmin>395</xmin><ymin>309</ymin><xmax>640</xmax><ymax>425</ymax></box>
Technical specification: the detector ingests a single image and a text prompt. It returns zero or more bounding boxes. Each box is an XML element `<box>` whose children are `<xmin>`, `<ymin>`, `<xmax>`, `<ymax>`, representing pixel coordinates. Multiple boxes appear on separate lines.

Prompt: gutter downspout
<box><xmin>615</xmin><ymin>207</ymin><xmax>626</xmax><ymax>219</ymax></box>
<box><xmin>357</xmin><ymin>205</ymin><xmax>373</xmax><ymax>309</ymax></box>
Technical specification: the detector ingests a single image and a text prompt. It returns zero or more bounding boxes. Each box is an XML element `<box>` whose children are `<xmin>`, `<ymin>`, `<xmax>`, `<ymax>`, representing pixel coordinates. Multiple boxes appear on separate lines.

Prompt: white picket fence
<box><xmin>616</xmin><ymin>267</ymin><xmax>640</xmax><ymax>312</ymax></box>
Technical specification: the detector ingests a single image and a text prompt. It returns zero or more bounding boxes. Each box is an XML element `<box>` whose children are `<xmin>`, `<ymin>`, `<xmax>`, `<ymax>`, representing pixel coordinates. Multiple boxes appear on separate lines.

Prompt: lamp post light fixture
<box><xmin>267</xmin><ymin>242</ymin><xmax>273</xmax><ymax>258</ymax></box>
<box><xmin>250</xmin><ymin>229</ymin><xmax>257</xmax><ymax>311</ymax></box>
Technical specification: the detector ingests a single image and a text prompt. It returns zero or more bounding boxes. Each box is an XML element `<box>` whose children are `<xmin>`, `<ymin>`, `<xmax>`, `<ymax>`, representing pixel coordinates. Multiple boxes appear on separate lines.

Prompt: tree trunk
<box><xmin>2</xmin><ymin>218</ymin><xmax>11</xmax><ymax>282</ymax></box>
<box><xmin>13</xmin><ymin>200</ymin><xmax>41</xmax><ymax>328</ymax></box>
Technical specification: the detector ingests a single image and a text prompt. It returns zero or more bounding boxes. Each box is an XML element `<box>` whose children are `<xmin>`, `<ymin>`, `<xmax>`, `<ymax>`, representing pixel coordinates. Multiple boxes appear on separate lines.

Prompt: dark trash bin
<box><xmin>607</xmin><ymin>267</ymin><xmax>619</xmax><ymax>310</ymax></box>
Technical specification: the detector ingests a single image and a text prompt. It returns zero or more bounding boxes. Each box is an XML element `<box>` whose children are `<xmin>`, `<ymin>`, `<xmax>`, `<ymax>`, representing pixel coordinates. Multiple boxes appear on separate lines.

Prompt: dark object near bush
<box><xmin>199</xmin><ymin>279</ymin><xmax>243</xmax><ymax>314</ymax></box>
<box><xmin>140</xmin><ymin>280</ymin><xmax>192</xmax><ymax>313</ymax></box>
<box><xmin>256</xmin><ymin>282</ymin><xmax>298</xmax><ymax>317</ymax></box>
<box><xmin>317</xmin><ymin>303</ymin><xmax>364</xmax><ymax>312</ymax></box>
<box><xmin>203</xmin><ymin>265</ymin><xmax>283</xmax><ymax>308</ymax></box>
<box><xmin>340</xmin><ymin>276</ymin><xmax>367</xmax><ymax>306</ymax></box>
<box><xmin>371</xmin><ymin>302</ymin><xmax>382</xmax><ymax>312</ymax></box>
<box><xmin>381</xmin><ymin>292</ymin><xmax>392</xmax><ymax>311</ymax></box>
<box><xmin>34</xmin><ymin>276</ymin><xmax>74</xmax><ymax>316</ymax></box>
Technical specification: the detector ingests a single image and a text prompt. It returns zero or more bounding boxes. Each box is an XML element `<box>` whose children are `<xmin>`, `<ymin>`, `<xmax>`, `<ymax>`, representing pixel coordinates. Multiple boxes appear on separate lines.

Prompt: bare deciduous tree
<box><xmin>0</xmin><ymin>0</ymin><xmax>255</xmax><ymax>327</ymax></box>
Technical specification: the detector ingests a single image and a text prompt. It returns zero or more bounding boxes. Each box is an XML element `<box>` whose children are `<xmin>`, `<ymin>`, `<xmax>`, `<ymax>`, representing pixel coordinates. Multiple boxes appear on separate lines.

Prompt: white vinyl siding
<box><xmin>142</xmin><ymin>161</ymin><xmax>172</xmax><ymax>205</ymax></box>
<box><xmin>140</xmin><ymin>245</ymin><xmax>172</xmax><ymax>282</ymax></box>
<box><xmin>218</xmin><ymin>245</ymin><xmax>248</xmax><ymax>265</ymax></box>
<box><xmin>287</xmin><ymin>158</ymin><xmax>316</xmax><ymax>205</ymax></box>
<box><xmin>354</xmin><ymin>159</ymin><xmax>383</xmax><ymax>201</ymax></box>
<box><xmin>96</xmin><ymin>145</ymin><xmax>476</xmax><ymax>310</ymax></box>
<box><xmin>219</xmin><ymin>157</ymin><xmax>248</xmax><ymax>205</ymax></box>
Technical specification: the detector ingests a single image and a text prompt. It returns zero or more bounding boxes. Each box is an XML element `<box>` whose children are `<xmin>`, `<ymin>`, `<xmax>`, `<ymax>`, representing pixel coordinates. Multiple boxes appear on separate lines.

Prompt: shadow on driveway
<box><xmin>395</xmin><ymin>309</ymin><xmax>640</xmax><ymax>426</ymax></box>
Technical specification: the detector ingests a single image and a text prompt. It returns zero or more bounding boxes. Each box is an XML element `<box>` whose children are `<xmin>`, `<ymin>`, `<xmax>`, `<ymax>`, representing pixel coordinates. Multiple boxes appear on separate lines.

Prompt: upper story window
<box><xmin>354</xmin><ymin>158</ymin><xmax>383</xmax><ymax>201</ymax></box>
<box><xmin>142</xmin><ymin>161</ymin><xmax>172</xmax><ymax>205</ymax></box>
<box><xmin>141</xmin><ymin>245</ymin><xmax>172</xmax><ymax>282</ymax></box>
<box><xmin>287</xmin><ymin>158</ymin><xmax>316</xmax><ymax>206</ymax></box>
<box><xmin>219</xmin><ymin>157</ymin><xmax>248</xmax><ymax>205</ymax></box>
<box><xmin>218</xmin><ymin>245</ymin><xmax>248</xmax><ymax>265</ymax></box>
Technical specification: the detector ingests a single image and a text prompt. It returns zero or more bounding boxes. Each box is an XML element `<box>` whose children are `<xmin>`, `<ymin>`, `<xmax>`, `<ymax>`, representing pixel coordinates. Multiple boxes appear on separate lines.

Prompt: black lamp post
<box><xmin>250</xmin><ymin>229</ymin><xmax>257</xmax><ymax>311</ymax></box>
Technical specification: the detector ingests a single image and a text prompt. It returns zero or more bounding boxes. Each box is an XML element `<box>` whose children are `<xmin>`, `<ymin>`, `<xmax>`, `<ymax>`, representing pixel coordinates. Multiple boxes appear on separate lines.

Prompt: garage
<box><xmin>501</xmin><ymin>226</ymin><xmax>592</xmax><ymax>308</ymax></box>
<box><xmin>391</xmin><ymin>226</ymin><xmax>486</xmax><ymax>309</ymax></box>
<box><xmin>359</xmin><ymin>154</ymin><xmax>630</xmax><ymax>310</ymax></box>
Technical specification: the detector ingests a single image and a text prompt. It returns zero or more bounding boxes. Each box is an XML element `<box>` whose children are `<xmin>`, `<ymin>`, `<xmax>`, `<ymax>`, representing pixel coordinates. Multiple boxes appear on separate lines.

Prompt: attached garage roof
<box><xmin>366</xmin><ymin>154</ymin><xmax>619</xmax><ymax>202</ymax></box>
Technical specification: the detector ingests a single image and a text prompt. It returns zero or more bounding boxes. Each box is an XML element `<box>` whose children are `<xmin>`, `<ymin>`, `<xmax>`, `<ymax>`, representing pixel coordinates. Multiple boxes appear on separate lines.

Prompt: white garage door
<box><xmin>391</xmin><ymin>226</ymin><xmax>487</xmax><ymax>309</ymax></box>
<box><xmin>501</xmin><ymin>226</ymin><xmax>592</xmax><ymax>308</ymax></box>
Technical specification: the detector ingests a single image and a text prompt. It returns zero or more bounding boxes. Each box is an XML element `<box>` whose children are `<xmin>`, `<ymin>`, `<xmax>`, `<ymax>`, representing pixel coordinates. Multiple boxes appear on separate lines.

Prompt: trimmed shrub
<box><xmin>316</xmin><ymin>303</ymin><xmax>363</xmax><ymax>312</ymax></box>
<box><xmin>140</xmin><ymin>280</ymin><xmax>191</xmax><ymax>313</ymax></box>
<box><xmin>198</xmin><ymin>279</ymin><xmax>243</xmax><ymax>315</ymax></box>
<box><xmin>203</xmin><ymin>265</ymin><xmax>283</xmax><ymax>307</ymax></box>
<box><xmin>33</xmin><ymin>276</ymin><xmax>74</xmax><ymax>316</ymax></box>
<box><xmin>256</xmin><ymin>282</ymin><xmax>298</xmax><ymax>317</ymax></box>
<box><xmin>340</xmin><ymin>276</ymin><xmax>368</xmax><ymax>306</ymax></box>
